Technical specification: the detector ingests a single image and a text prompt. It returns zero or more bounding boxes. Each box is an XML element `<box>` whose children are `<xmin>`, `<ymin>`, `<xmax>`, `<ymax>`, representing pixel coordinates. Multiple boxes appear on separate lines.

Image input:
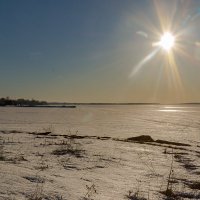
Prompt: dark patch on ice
<box><xmin>0</xmin><ymin>155</ymin><xmax>6</xmax><ymax>161</ymax></box>
<box><xmin>155</xmin><ymin>139</ymin><xmax>190</xmax><ymax>147</ymax></box>
<box><xmin>63</xmin><ymin>165</ymin><xmax>79</xmax><ymax>170</ymax></box>
<box><xmin>163</xmin><ymin>149</ymin><xmax>188</xmax><ymax>155</ymax></box>
<box><xmin>176</xmin><ymin>192</ymin><xmax>200</xmax><ymax>199</ymax></box>
<box><xmin>0</xmin><ymin>130</ymin><xmax>23</xmax><ymax>134</ymax></box>
<box><xmin>187</xmin><ymin>182</ymin><xmax>200</xmax><ymax>190</ymax></box>
<box><xmin>63</xmin><ymin>164</ymin><xmax>105</xmax><ymax>171</ymax></box>
<box><xmin>23</xmin><ymin>176</ymin><xmax>44</xmax><ymax>183</ymax></box>
<box><xmin>64</xmin><ymin>135</ymin><xmax>88</xmax><ymax>139</ymax></box>
<box><xmin>174</xmin><ymin>154</ymin><xmax>198</xmax><ymax>171</ymax></box>
<box><xmin>84</xmin><ymin>165</ymin><xmax>106</xmax><ymax>170</ymax></box>
<box><xmin>35</xmin><ymin>136</ymin><xmax>57</xmax><ymax>139</ymax></box>
<box><xmin>125</xmin><ymin>135</ymin><xmax>191</xmax><ymax>147</ymax></box>
<box><xmin>95</xmin><ymin>165</ymin><xmax>105</xmax><ymax>168</ymax></box>
<box><xmin>6</xmin><ymin>155</ymin><xmax>27</xmax><ymax>163</ymax></box>
<box><xmin>63</xmin><ymin>134</ymin><xmax>111</xmax><ymax>141</ymax></box>
<box><xmin>184</xmin><ymin>163</ymin><xmax>198</xmax><ymax>171</ymax></box>
<box><xmin>125</xmin><ymin>190</ymin><xmax>147</xmax><ymax>200</ymax></box>
<box><xmin>161</xmin><ymin>189</ymin><xmax>200</xmax><ymax>199</ymax></box>
<box><xmin>97</xmin><ymin>136</ymin><xmax>111</xmax><ymax>140</ymax></box>
<box><xmin>81</xmin><ymin>177</ymin><xmax>91</xmax><ymax>182</ymax></box>
<box><xmin>28</xmin><ymin>131</ymin><xmax>51</xmax><ymax>136</ymax></box>
<box><xmin>126</xmin><ymin>135</ymin><xmax>154</xmax><ymax>143</ymax></box>
<box><xmin>52</xmin><ymin>148</ymin><xmax>84</xmax><ymax>158</ymax></box>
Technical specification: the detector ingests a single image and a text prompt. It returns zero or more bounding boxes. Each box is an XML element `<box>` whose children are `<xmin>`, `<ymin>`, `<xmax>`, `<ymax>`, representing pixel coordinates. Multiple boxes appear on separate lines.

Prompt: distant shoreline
<box><xmin>0</xmin><ymin>105</ymin><xmax>76</xmax><ymax>108</ymax></box>
<box><xmin>1</xmin><ymin>103</ymin><xmax>200</xmax><ymax>108</ymax></box>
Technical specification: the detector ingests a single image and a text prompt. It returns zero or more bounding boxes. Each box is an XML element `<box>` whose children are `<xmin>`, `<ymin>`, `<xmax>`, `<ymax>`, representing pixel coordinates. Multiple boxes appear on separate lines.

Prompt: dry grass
<box><xmin>125</xmin><ymin>190</ymin><xmax>147</xmax><ymax>200</ymax></box>
<box><xmin>0</xmin><ymin>139</ymin><xmax>5</xmax><ymax>161</ymax></box>
<box><xmin>52</xmin><ymin>137</ymin><xmax>84</xmax><ymax>157</ymax></box>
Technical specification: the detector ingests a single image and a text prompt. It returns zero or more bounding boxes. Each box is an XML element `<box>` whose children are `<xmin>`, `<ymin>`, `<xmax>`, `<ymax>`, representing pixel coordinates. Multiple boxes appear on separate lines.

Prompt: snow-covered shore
<box><xmin>1</xmin><ymin>129</ymin><xmax>200</xmax><ymax>200</ymax></box>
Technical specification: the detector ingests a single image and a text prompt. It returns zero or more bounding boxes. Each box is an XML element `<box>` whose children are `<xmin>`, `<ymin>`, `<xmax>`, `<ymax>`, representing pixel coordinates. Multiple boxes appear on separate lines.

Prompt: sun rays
<box><xmin>129</xmin><ymin>48</ymin><xmax>160</xmax><ymax>77</ymax></box>
<box><xmin>128</xmin><ymin>0</ymin><xmax>200</xmax><ymax>102</ymax></box>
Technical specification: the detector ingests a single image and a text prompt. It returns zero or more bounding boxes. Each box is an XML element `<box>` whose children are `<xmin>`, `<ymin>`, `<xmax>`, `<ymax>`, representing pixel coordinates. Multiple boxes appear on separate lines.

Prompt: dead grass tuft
<box><xmin>125</xmin><ymin>190</ymin><xmax>147</xmax><ymax>200</ymax></box>
<box><xmin>52</xmin><ymin>137</ymin><xmax>84</xmax><ymax>157</ymax></box>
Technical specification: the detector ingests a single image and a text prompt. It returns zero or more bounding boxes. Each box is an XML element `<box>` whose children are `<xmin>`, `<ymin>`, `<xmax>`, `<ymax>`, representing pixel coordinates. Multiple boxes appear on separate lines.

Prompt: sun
<box><xmin>159</xmin><ymin>32</ymin><xmax>175</xmax><ymax>51</ymax></box>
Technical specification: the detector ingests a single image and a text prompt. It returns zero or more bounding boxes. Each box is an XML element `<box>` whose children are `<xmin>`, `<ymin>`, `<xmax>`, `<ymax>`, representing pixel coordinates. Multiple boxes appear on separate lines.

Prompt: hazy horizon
<box><xmin>2</xmin><ymin>96</ymin><xmax>200</xmax><ymax>105</ymax></box>
<box><xmin>1</xmin><ymin>0</ymin><xmax>200</xmax><ymax>104</ymax></box>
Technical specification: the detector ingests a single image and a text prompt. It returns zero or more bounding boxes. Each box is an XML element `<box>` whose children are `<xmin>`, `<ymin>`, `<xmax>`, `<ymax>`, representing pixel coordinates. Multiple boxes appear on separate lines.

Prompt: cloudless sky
<box><xmin>1</xmin><ymin>0</ymin><xmax>200</xmax><ymax>103</ymax></box>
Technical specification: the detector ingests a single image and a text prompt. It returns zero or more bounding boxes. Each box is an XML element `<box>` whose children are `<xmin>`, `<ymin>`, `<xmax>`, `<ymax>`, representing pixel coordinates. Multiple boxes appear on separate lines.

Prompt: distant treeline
<box><xmin>0</xmin><ymin>97</ymin><xmax>47</xmax><ymax>107</ymax></box>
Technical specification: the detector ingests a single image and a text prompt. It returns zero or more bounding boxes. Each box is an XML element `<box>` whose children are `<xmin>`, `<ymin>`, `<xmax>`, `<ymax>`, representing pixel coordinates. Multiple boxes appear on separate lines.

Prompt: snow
<box><xmin>0</xmin><ymin>105</ymin><xmax>200</xmax><ymax>199</ymax></box>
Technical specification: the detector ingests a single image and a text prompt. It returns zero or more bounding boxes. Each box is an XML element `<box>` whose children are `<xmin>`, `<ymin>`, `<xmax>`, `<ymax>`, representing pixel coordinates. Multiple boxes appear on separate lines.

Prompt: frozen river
<box><xmin>0</xmin><ymin>105</ymin><xmax>200</xmax><ymax>143</ymax></box>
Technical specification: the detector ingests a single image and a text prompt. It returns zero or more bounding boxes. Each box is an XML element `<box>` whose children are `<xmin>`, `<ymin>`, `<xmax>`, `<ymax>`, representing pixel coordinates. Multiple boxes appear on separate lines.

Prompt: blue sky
<box><xmin>1</xmin><ymin>0</ymin><xmax>200</xmax><ymax>103</ymax></box>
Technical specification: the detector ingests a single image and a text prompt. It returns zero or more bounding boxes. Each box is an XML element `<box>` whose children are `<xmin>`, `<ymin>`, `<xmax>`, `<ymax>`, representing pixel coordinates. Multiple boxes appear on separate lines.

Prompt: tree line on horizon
<box><xmin>0</xmin><ymin>97</ymin><xmax>47</xmax><ymax>107</ymax></box>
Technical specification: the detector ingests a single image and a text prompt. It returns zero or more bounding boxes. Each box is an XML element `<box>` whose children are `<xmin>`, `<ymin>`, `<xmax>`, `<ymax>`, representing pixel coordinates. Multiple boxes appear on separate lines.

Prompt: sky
<box><xmin>0</xmin><ymin>0</ymin><xmax>200</xmax><ymax>103</ymax></box>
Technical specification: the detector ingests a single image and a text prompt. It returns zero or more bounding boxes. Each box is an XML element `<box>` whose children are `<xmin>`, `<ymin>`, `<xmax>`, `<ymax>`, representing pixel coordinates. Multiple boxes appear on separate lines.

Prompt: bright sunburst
<box><xmin>130</xmin><ymin>0</ymin><xmax>200</xmax><ymax>102</ymax></box>
<box><xmin>159</xmin><ymin>32</ymin><xmax>175</xmax><ymax>51</ymax></box>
